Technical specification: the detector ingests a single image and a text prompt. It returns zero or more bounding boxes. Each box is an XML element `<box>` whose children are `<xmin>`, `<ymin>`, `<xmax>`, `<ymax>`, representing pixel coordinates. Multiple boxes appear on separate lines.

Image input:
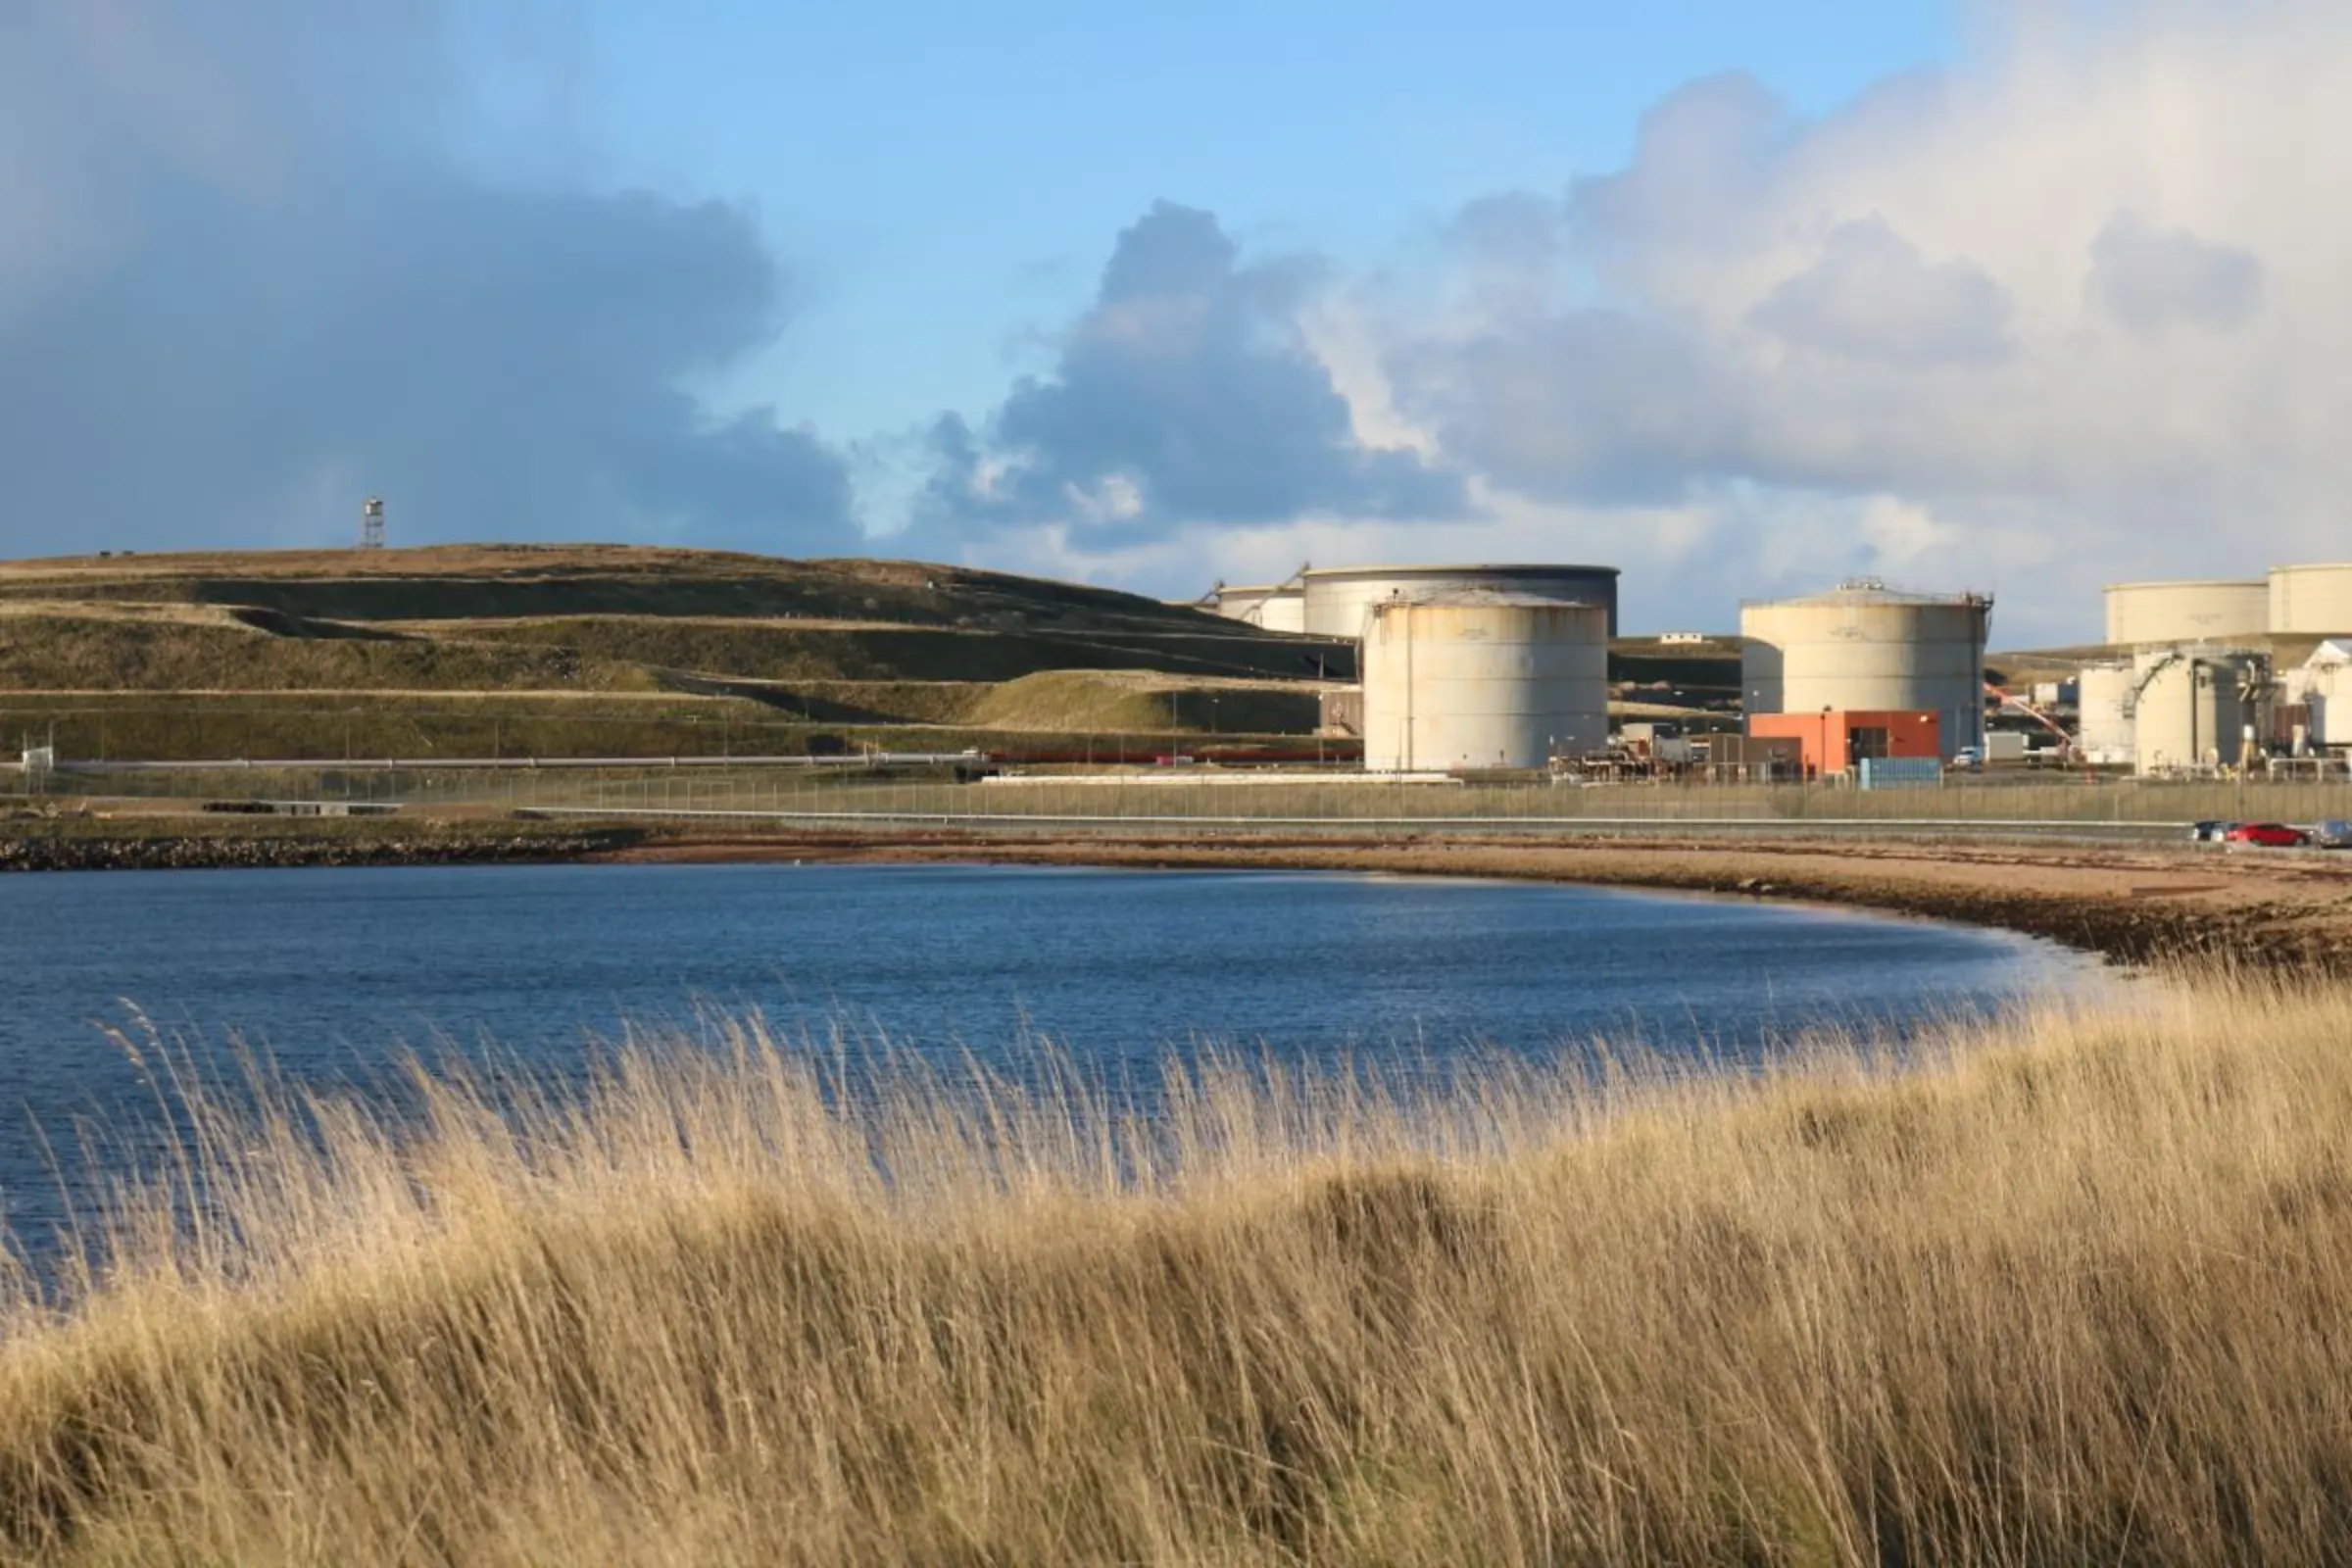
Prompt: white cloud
<box><xmin>981</xmin><ymin>1</ymin><xmax>2352</xmax><ymax>647</ymax></box>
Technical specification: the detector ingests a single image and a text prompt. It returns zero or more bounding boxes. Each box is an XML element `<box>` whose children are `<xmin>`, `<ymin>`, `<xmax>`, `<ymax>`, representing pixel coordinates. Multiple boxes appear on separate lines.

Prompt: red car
<box><xmin>2225</xmin><ymin>822</ymin><xmax>2309</xmax><ymax>848</ymax></box>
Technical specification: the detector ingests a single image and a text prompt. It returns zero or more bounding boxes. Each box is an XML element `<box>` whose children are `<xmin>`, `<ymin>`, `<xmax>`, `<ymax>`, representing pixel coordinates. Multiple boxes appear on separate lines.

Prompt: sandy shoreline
<box><xmin>8</xmin><ymin>812</ymin><xmax>2349</xmax><ymax>971</ymax></box>
<box><xmin>597</xmin><ymin>825</ymin><xmax>2352</xmax><ymax>972</ymax></box>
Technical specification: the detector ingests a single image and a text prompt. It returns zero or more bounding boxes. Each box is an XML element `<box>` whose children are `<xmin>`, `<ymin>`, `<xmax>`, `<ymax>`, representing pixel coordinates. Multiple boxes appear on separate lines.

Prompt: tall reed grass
<box><xmin>0</xmin><ymin>973</ymin><xmax>2345</xmax><ymax>1563</ymax></box>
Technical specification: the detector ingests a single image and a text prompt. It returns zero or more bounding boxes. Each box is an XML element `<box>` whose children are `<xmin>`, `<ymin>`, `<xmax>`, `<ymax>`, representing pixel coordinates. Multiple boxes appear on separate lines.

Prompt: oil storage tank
<box><xmin>2268</xmin><ymin>564</ymin><xmax>2352</xmax><ymax>637</ymax></box>
<box><xmin>1302</xmin><ymin>564</ymin><xmax>1619</xmax><ymax>640</ymax></box>
<box><xmin>1209</xmin><ymin>584</ymin><xmax>1305</xmax><ymax>632</ymax></box>
<box><xmin>1360</xmin><ymin>594</ymin><xmax>1608</xmax><ymax>771</ymax></box>
<box><xmin>2131</xmin><ymin>649</ymin><xmax>2270</xmax><ymax>774</ymax></box>
<box><xmin>2076</xmin><ymin>661</ymin><xmax>2135</xmax><ymax>762</ymax></box>
<box><xmin>1740</xmin><ymin>581</ymin><xmax>1992</xmax><ymax>760</ymax></box>
<box><xmin>2104</xmin><ymin>579</ymin><xmax>2268</xmax><ymax>648</ymax></box>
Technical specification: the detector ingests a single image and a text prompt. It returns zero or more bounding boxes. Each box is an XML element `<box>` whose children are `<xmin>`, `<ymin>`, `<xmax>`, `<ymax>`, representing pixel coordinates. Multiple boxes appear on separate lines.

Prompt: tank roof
<box><xmin>1368</xmin><ymin>589</ymin><xmax>1607</xmax><ymax>612</ymax></box>
<box><xmin>2103</xmin><ymin>578</ymin><xmax>2265</xmax><ymax>591</ymax></box>
<box><xmin>1300</xmin><ymin>563</ymin><xmax>1620</xmax><ymax>580</ymax></box>
<box><xmin>1741</xmin><ymin>584</ymin><xmax>1991</xmax><ymax>610</ymax></box>
<box><xmin>2268</xmin><ymin>563</ymin><xmax>2352</xmax><ymax>573</ymax></box>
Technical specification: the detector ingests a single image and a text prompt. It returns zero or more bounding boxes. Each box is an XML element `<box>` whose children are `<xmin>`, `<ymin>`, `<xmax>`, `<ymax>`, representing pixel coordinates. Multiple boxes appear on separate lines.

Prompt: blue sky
<box><xmin>573</xmin><ymin>0</ymin><xmax>1953</xmax><ymax>448</ymax></box>
<box><xmin>5</xmin><ymin>1</ymin><xmax>2341</xmax><ymax>646</ymax></box>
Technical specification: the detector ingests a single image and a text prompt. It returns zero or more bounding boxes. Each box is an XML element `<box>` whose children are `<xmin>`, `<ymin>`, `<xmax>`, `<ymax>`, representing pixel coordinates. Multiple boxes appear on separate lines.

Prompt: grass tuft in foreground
<box><xmin>0</xmin><ymin>974</ymin><xmax>2348</xmax><ymax>1563</ymax></box>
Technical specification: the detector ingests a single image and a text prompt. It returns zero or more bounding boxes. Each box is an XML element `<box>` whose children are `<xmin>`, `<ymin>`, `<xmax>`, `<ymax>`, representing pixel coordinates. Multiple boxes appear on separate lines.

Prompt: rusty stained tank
<box><xmin>1360</xmin><ymin>593</ymin><xmax>1608</xmax><ymax>772</ymax></box>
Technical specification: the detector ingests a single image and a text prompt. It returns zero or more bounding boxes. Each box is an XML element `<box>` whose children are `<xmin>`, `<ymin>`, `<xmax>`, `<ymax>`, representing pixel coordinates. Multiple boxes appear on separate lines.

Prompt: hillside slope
<box><xmin>0</xmin><ymin>546</ymin><xmax>1354</xmax><ymax>759</ymax></box>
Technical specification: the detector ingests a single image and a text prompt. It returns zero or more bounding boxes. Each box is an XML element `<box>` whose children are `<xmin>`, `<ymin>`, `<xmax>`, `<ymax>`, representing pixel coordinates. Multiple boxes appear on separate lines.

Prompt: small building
<box><xmin>1746</xmin><ymin>710</ymin><xmax>1941</xmax><ymax>777</ymax></box>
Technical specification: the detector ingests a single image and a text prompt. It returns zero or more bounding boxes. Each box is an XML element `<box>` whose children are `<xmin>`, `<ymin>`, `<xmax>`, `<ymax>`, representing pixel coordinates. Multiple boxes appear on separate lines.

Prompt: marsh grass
<box><xmin>0</xmin><ymin>974</ymin><xmax>2345</xmax><ymax>1563</ymax></box>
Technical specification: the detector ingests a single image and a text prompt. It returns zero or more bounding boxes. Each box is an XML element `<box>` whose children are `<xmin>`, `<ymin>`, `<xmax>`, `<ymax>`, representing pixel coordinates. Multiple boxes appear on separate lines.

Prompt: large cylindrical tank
<box><xmin>2268</xmin><ymin>564</ymin><xmax>2352</xmax><ymax>636</ymax></box>
<box><xmin>1209</xmin><ymin>585</ymin><xmax>1305</xmax><ymax>631</ymax></box>
<box><xmin>1255</xmin><ymin>590</ymin><xmax>1304</xmax><ymax>633</ymax></box>
<box><xmin>1740</xmin><ymin>583</ymin><xmax>1991</xmax><ymax>760</ymax></box>
<box><xmin>2104</xmin><ymin>579</ymin><xmax>2268</xmax><ymax>647</ymax></box>
<box><xmin>1360</xmin><ymin>595</ymin><xmax>1609</xmax><ymax>771</ymax></box>
<box><xmin>2130</xmin><ymin>649</ymin><xmax>2268</xmax><ymax>774</ymax></box>
<box><xmin>1302</xmin><ymin>564</ymin><xmax>1620</xmax><ymax>640</ymax></box>
<box><xmin>2076</xmin><ymin>661</ymin><xmax>2135</xmax><ymax>761</ymax></box>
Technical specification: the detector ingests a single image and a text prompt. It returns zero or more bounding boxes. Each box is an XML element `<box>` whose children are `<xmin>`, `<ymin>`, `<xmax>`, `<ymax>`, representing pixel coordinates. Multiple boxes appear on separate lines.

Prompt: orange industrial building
<box><xmin>1745</xmin><ymin>710</ymin><xmax>1941</xmax><ymax>776</ymax></box>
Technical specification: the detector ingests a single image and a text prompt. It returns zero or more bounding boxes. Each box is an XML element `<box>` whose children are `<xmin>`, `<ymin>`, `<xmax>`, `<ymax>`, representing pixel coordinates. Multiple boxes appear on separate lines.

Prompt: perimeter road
<box><xmin>515</xmin><ymin>805</ymin><xmax>2195</xmax><ymax>848</ymax></box>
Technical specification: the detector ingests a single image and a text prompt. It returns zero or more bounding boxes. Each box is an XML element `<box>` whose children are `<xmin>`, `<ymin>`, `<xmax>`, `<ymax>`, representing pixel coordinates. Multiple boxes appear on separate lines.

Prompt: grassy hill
<box><xmin>0</xmin><ymin>546</ymin><xmax>1355</xmax><ymax>761</ymax></box>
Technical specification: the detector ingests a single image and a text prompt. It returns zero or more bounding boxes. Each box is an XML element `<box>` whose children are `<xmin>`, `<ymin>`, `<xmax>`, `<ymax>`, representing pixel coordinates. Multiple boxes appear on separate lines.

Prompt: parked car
<box><xmin>2225</xmin><ymin>821</ymin><xmax>2309</xmax><ymax>848</ymax></box>
<box><xmin>1950</xmin><ymin>747</ymin><xmax>1982</xmax><ymax>770</ymax></box>
<box><xmin>2190</xmin><ymin>819</ymin><xmax>2238</xmax><ymax>843</ymax></box>
<box><xmin>2312</xmin><ymin>819</ymin><xmax>2352</xmax><ymax>849</ymax></box>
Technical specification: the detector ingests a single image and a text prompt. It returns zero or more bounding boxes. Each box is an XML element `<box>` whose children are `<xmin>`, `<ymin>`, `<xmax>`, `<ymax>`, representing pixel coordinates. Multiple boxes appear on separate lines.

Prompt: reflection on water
<box><xmin>0</xmin><ymin>861</ymin><xmax>2101</xmax><ymax>1237</ymax></box>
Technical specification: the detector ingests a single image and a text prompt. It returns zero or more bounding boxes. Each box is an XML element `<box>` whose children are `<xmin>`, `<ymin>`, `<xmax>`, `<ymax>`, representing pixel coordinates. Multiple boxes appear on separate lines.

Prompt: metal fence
<box><xmin>25</xmin><ymin>759</ymin><xmax>2352</xmax><ymax>831</ymax></box>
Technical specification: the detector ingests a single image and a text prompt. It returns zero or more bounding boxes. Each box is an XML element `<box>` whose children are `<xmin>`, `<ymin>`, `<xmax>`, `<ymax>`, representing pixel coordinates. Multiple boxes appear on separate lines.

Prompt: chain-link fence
<box><xmin>35</xmin><ymin>759</ymin><xmax>2352</xmax><ymax>832</ymax></box>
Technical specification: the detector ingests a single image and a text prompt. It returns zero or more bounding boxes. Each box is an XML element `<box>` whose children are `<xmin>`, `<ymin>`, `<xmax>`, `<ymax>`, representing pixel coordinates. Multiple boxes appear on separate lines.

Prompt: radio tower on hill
<box><xmin>359</xmin><ymin>496</ymin><xmax>386</xmax><ymax>551</ymax></box>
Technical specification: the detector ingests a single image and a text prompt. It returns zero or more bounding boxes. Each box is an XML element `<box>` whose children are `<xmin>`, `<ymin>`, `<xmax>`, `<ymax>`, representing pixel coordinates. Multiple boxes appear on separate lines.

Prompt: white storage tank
<box><xmin>1208</xmin><ymin>585</ymin><xmax>1271</xmax><ymax>622</ymax></box>
<box><xmin>2076</xmin><ymin>661</ymin><xmax>2135</xmax><ymax>762</ymax></box>
<box><xmin>1360</xmin><ymin>594</ymin><xmax>1608</xmax><ymax>772</ymax></box>
<box><xmin>1301</xmin><ymin>564</ymin><xmax>1620</xmax><ymax>640</ymax></box>
<box><xmin>2104</xmin><ymin>579</ymin><xmax>2268</xmax><ymax>648</ymax></box>
<box><xmin>2285</xmin><ymin>642</ymin><xmax>2352</xmax><ymax>748</ymax></box>
<box><xmin>2268</xmin><ymin>564</ymin><xmax>2352</xmax><ymax>637</ymax></box>
<box><xmin>2130</xmin><ymin>648</ymin><xmax>2270</xmax><ymax>774</ymax></box>
<box><xmin>1740</xmin><ymin>581</ymin><xmax>1992</xmax><ymax>760</ymax></box>
<box><xmin>1208</xmin><ymin>584</ymin><xmax>1305</xmax><ymax>631</ymax></box>
<box><xmin>1257</xmin><ymin>590</ymin><xmax>1305</xmax><ymax>633</ymax></box>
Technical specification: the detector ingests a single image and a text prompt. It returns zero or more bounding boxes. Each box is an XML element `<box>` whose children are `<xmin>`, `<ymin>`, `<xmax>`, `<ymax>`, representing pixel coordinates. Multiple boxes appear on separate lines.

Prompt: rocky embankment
<box><xmin>0</xmin><ymin>820</ymin><xmax>651</xmax><ymax>872</ymax></box>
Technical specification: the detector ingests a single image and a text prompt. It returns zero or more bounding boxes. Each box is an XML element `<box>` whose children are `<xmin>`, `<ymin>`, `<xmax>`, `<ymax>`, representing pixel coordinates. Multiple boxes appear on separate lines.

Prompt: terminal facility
<box><xmin>1188</xmin><ymin>553</ymin><xmax>2352</xmax><ymax>784</ymax></box>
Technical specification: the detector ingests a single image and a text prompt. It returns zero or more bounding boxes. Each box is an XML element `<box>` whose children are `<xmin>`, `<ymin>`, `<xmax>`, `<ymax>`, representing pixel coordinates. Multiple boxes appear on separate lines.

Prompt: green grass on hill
<box><xmin>0</xmin><ymin>689</ymin><xmax>1327</xmax><ymax>765</ymax></box>
<box><xmin>431</xmin><ymin>616</ymin><xmax>1348</xmax><ymax>685</ymax></box>
<box><xmin>0</xmin><ymin>549</ymin><xmax>1355</xmax><ymax>760</ymax></box>
<box><xmin>0</xmin><ymin>544</ymin><xmax>1284</xmax><ymax>640</ymax></box>
<box><xmin>0</xmin><ymin>613</ymin><xmax>662</xmax><ymax>695</ymax></box>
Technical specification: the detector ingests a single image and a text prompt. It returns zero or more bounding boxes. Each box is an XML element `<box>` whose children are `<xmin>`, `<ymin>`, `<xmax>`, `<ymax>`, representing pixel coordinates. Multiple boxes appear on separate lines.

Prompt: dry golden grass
<box><xmin>0</xmin><ymin>973</ymin><xmax>2347</xmax><ymax>1563</ymax></box>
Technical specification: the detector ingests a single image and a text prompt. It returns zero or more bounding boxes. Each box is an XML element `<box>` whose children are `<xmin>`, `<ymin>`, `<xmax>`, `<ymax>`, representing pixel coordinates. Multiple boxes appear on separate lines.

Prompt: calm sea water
<box><xmin>0</xmin><ymin>862</ymin><xmax>2099</xmax><ymax>1240</ymax></box>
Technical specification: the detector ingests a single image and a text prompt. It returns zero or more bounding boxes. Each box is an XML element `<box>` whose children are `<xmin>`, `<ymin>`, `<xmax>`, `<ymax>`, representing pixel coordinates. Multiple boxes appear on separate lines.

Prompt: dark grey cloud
<box><xmin>0</xmin><ymin>4</ymin><xmax>854</xmax><ymax>559</ymax></box>
<box><xmin>2087</xmin><ymin>214</ymin><xmax>2265</xmax><ymax>334</ymax></box>
<box><xmin>1750</xmin><ymin>219</ymin><xmax>2012</xmax><ymax>365</ymax></box>
<box><xmin>917</xmin><ymin>201</ymin><xmax>1468</xmax><ymax>546</ymax></box>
